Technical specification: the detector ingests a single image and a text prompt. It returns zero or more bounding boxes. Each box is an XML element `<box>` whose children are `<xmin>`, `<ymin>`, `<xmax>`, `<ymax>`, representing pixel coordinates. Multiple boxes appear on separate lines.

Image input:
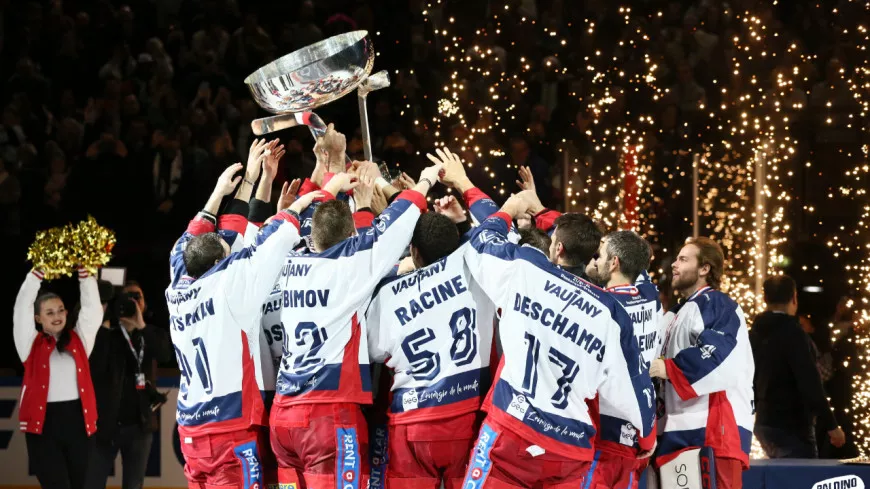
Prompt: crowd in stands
<box><xmin>0</xmin><ymin>0</ymin><xmax>864</xmax><ymax>459</ymax></box>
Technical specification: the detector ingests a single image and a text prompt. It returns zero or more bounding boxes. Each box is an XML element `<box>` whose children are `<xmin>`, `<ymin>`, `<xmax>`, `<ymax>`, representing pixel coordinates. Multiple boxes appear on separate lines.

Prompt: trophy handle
<box><xmin>357</xmin><ymin>70</ymin><xmax>391</xmax><ymax>162</ymax></box>
<box><xmin>251</xmin><ymin>112</ymin><xmax>328</xmax><ymax>137</ymax></box>
<box><xmin>251</xmin><ymin>112</ymin><xmax>352</xmax><ymax>165</ymax></box>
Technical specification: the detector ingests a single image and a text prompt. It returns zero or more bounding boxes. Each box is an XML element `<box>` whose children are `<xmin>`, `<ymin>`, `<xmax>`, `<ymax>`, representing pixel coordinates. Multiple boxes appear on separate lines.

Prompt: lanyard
<box><xmin>119</xmin><ymin>326</ymin><xmax>144</xmax><ymax>373</ymax></box>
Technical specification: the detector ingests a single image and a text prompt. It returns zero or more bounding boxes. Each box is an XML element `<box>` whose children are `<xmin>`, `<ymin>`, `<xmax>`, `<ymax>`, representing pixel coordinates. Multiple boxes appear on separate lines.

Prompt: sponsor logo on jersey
<box><xmin>506</xmin><ymin>393</ymin><xmax>529</xmax><ymax>420</ymax></box>
<box><xmin>463</xmin><ymin>424</ymin><xmax>497</xmax><ymax>489</ymax></box>
<box><xmin>336</xmin><ymin>428</ymin><xmax>360</xmax><ymax>489</ymax></box>
<box><xmin>619</xmin><ymin>422</ymin><xmax>637</xmax><ymax>446</ymax></box>
<box><xmin>700</xmin><ymin>344</ymin><xmax>716</xmax><ymax>359</ymax></box>
<box><xmin>232</xmin><ymin>441</ymin><xmax>263</xmax><ymax>489</ymax></box>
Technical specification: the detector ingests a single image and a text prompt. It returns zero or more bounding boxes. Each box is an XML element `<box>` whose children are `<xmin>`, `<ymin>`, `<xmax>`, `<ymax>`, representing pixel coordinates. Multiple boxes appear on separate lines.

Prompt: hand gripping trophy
<box><xmin>244</xmin><ymin>31</ymin><xmax>390</xmax><ymax>162</ymax></box>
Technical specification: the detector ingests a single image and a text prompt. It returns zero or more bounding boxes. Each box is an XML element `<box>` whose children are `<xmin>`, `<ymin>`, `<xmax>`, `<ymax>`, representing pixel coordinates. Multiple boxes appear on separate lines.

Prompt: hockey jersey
<box><xmin>657</xmin><ymin>286</ymin><xmax>755</xmax><ymax>468</ymax></box>
<box><xmin>592</xmin><ymin>272</ymin><xmax>663</xmax><ymax>457</ymax></box>
<box><xmin>462</xmin><ymin>213</ymin><xmax>656</xmax><ymax>461</ymax></box>
<box><xmin>273</xmin><ymin>190</ymin><xmax>428</xmax><ymax>407</ymax></box>
<box><xmin>166</xmin><ymin>211</ymin><xmax>302</xmax><ymax>436</ymax></box>
<box><xmin>463</xmin><ymin>187</ymin><xmax>521</xmax><ymax>243</ymax></box>
<box><xmin>366</xmin><ymin>248</ymin><xmax>496</xmax><ymax>424</ymax></box>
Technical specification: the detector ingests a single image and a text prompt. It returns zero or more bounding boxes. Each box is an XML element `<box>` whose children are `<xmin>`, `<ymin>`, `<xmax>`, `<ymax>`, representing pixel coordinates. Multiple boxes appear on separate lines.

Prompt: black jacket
<box><xmin>89</xmin><ymin>324</ymin><xmax>171</xmax><ymax>441</ymax></box>
<box><xmin>749</xmin><ymin>311</ymin><xmax>837</xmax><ymax>432</ymax></box>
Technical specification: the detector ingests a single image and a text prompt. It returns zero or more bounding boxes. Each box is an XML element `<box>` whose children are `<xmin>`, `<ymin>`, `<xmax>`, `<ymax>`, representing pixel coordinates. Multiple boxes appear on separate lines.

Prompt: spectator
<box><xmin>84</xmin><ymin>289</ymin><xmax>169</xmax><ymax>489</ymax></box>
<box><xmin>750</xmin><ymin>275</ymin><xmax>845</xmax><ymax>458</ymax></box>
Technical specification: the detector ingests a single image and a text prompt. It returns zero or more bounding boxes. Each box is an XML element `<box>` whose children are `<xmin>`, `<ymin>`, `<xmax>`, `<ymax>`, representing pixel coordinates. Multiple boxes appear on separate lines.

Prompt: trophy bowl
<box><xmin>244</xmin><ymin>30</ymin><xmax>375</xmax><ymax>114</ymax></box>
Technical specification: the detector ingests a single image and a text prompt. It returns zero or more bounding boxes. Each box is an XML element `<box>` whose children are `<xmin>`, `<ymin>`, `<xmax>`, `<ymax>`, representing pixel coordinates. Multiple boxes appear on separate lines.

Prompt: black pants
<box><xmin>84</xmin><ymin>424</ymin><xmax>154</xmax><ymax>489</ymax></box>
<box><xmin>25</xmin><ymin>400</ymin><xmax>94</xmax><ymax>489</ymax></box>
<box><xmin>754</xmin><ymin>424</ymin><xmax>818</xmax><ymax>458</ymax></box>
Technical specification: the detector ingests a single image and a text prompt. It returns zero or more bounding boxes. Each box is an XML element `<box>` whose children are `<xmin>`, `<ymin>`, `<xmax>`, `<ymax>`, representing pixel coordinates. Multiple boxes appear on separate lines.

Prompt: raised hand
<box><xmin>214</xmin><ymin>163</ymin><xmax>244</xmax><ymax>196</ymax></box>
<box><xmin>433</xmin><ymin>196</ymin><xmax>467</xmax><ymax>223</ymax></box>
<box><xmin>427</xmin><ymin>146</ymin><xmax>472</xmax><ymax>191</ymax></box>
<box><xmin>323</xmin><ymin>172</ymin><xmax>360</xmax><ymax>196</ymax></box>
<box><xmin>517</xmin><ymin>165</ymin><xmax>536</xmax><ymax>192</ymax></box>
<box><xmin>371</xmin><ymin>184</ymin><xmax>389</xmax><ymax>214</ymax></box>
<box><xmin>246</xmin><ymin>138</ymin><xmax>270</xmax><ymax>179</ymax></box>
<box><xmin>289</xmin><ymin>191</ymin><xmax>324</xmax><ymax>214</ymax></box>
<box><xmin>354</xmin><ymin>176</ymin><xmax>375</xmax><ymax>209</ymax></box>
<box><xmin>397</xmin><ymin>172</ymin><xmax>416</xmax><ymax>190</ymax></box>
<box><xmin>262</xmin><ymin>140</ymin><xmax>285</xmax><ymax>181</ymax></box>
<box><xmin>501</xmin><ymin>190</ymin><xmax>540</xmax><ymax>219</ymax></box>
<box><xmin>277</xmin><ymin>179</ymin><xmax>302</xmax><ymax>210</ymax></box>
<box><xmin>313</xmin><ymin>123</ymin><xmax>347</xmax><ymax>174</ymax></box>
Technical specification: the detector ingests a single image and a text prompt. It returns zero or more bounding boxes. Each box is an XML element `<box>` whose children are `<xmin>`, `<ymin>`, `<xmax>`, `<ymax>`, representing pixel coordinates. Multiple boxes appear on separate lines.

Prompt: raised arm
<box><xmin>222</xmin><ymin>191</ymin><xmax>322</xmax><ymax>323</ymax></box>
<box><xmin>13</xmin><ymin>271</ymin><xmax>42</xmax><ymax>361</ymax></box>
<box><xmin>460</xmin><ymin>191</ymin><xmax>536</xmax><ymax>306</ymax></box>
<box><xmin>170</xmin><ymin>163</ymin><xmax>244</xmax><ymax>281</ymax></box>
<box><xmin>74</xmin><ymin>269</ymin><xmax>103</xmax><ymax>357</ymax></box>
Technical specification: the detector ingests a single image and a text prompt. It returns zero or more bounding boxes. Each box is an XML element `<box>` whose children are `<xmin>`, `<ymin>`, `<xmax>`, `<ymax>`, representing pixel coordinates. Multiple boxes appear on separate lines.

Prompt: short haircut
<box><xmin>411</xmin><ymin>213</ymin><xmax>460</xmax><ymax>266</ymax></box>
<box><xmin>685</xmin><ymin>237</ymin><xmax>725</xmax><ymax>289</ymax></box>
<box><xmin>604</xmin><ymin>230</ymin><xmax>651</xmax><ymax>283</ymax></box>
<box><xmin>183</xmin><ymin>233</ymin><xmax>226</xmax><ymax>279</ymax></box>
<box><xmin>552</xmin><ymin>213</ymin><xmax>602</xmax><ymax>266</ymax></box>
<box><xmin>518</xmin><ymin>227</ymin><xmax>552</xmax><ymax>255</ymax></box>
<box><xmin>312</xmin><ymin>200</ymin><xmax>355</xmax><ymax>251</ymax></box>
<box><xmin>763</xmin><ymin>275</ymin><xmax>797</xmax><ymax>305</ymax></box>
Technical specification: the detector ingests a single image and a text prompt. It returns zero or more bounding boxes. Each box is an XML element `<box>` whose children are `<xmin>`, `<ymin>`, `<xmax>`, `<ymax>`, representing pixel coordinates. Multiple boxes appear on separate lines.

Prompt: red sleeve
<box><xmin>298</xmin><ymin>178</ymin><xmax>320</xmax><ymax>196</ymax></box>
<box><xmin>322</xmin><ymin>172</ymin><xmax>335</xmax><ymax>187</ymax></box>
<box><xmin>315</xmin><ymin>190</ymin><xmax>336</xmax><ymax>203</ymax></box>
<box><xmin>462</xmin><ymin>187</ymin><xmax>491</xmax><ymax>207</ymax></box>
<box><xmin>271</xmin><ymin>211</ymin><xmax>301</xmax><ymax>232</ymax></box>
<box><xmin>396</xmin><ymin>190</ymin><xmax>428</xmax><ymax>212</ymax></box>
<box><xmin>534</xmin><ymin>209</ymin><xmax>561</xmax><ymax>232</ymax></box>
<box><xmin>186</xmin><ymin>216</ymin><xmax>216</xmax><ymax>236</ymax></box>
<box><xmin>665</xmin><ymin>359</ymin><xmax>699</xmax><ymax>401</ymax></box>
<box><xmin>218</xmin><ymin>214</ymin><xmax>248</xmax><ymax>236</ymax></box>
<box><xmin>492</xmin><ymin>212</ymin><xmax>513</xmax><ymax>231</ymax></box>
<box><xmin>353</xmin><ymin>210</ymin><xmax>376</xmax><ymax>229</ymax></box>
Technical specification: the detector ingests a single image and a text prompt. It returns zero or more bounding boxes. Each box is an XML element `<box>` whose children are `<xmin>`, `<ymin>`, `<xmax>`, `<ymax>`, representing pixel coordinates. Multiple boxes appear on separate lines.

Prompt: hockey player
<box><xmin>167</xmin><ymin>157</ymin><xmax>321</xmax><ymax>489</ymax></box>
<box><xmin>584</xmin><ymin>230</ymin><xmax>663</xmax><ymax>489</ymax></box>
<box><xmin>366</xmin><ymin>204</ymin><xmax>496</xmax><ymax>489</ymax></box>
<box><xmin>459</xmin><ymin>191</ymin><xmax>656</xmax><ymax>489</ymax></box>
<box><xmin>650</xmin><ymin>237</ymin><xmax>754</xmax><ymax>489</ymax></box>
<box><xmin>268</xmin><ymin>164</ymin><xmax>444</xmax><ymax>489</ymax></box>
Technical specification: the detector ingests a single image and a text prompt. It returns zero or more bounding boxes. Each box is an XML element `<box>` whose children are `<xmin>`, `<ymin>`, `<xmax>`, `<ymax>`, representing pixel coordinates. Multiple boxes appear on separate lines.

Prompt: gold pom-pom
<box><xmin>27</xmin><ymin>226</ymin><xmax>76</xmax><ymax>280</ymax></box>
<box><xmin>27</xmin><ymin>216</ymin><xmax>116</xmax><ymax>280</ymax></box>
<box><xmin>70</xmin><ymin>216</ymin><xmax>116</xmax><ymax>276</ymax></box>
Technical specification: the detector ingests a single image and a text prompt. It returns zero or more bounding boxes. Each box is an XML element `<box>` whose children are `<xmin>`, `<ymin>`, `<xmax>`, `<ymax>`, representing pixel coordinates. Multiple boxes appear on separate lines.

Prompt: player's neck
<box><xmin>606</xmin><ymin>272</ymin><xmax>631</xmax><ymax>289</ymax></box>
<box><xmin>678</xmin><ymin>279</ymin><xmax>709</xmax><ymax>299</ymax></box>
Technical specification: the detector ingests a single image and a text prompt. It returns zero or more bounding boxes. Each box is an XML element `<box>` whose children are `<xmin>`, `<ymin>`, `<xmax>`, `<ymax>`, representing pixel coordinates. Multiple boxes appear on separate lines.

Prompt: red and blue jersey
<box><xmin>366</xmin><ymin>248</ymin><xmax>496</xmax><ymax>425</ymax></box>
<box><xmin>272</xmin><ymin>190</ymin><xmax>428</xmax><ymax>408</ymax></box>
<box><xmin>657</xmin><ymin>287</ymin><xmax>755</xmax><ymax>468</ymax></box>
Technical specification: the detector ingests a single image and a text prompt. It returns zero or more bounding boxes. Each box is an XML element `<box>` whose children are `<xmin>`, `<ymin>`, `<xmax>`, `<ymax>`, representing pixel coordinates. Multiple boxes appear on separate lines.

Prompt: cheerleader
<box><xmin>13</xmin><ymin>267</ymin><xmax>103</xmax><ymax>489</ymax></box>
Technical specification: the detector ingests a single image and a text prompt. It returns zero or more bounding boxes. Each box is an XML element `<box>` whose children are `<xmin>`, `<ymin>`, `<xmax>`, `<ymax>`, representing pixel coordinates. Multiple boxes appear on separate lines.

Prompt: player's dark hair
<box><xmin>411</xmin><ymin>213</ymin><xmax>460</xmax><ymax>266</ymax></box>
<box><xmin>552</xmin><ymin>213</ymin><xmax>602</xmax><ymax>266</ymax></box>
<box><xmin>518</xmin><ymin>228</ymin><xmax>551</xmax><ymax>255</ymax></box>
<box><xmin>763</xmin><ymin>275</ymin><xmax>797</xmax><ymax>305</ymax></box>
<box><xmin>604</xmin><ymin>230</ymin><xmax>651</xmax><ymax>283</ymax></box>
<box><xmin>183</xmin><ymin>232</ymin><xmax>226</xmax><ymax>279</ymax></box>
<box><xmin>685</xmin><ymin>237</ymin><xmax>725</xmax><ymax>289</ymax></box>
<box><xmin>312</xmin><ymin>200</ymin><xmax>355</xmax><ymax>251</ymax></box>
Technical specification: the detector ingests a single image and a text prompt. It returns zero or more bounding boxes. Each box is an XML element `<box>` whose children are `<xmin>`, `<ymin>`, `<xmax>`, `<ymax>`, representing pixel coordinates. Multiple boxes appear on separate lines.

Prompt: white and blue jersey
<box><xmin>657</xmin><ymin>286</ymin><xmax>755</xmax><ymax>468</ymax></box>
<box><xmin>366</xmin><ymin>248</ymin><xmax>496</xmax><ymax>424</ymax></box>
<box><xmin>273</xmin><ymin>191</ymin><xmax>429</xmax><ymax>408</ymax></box>
<box><xmin>462</xmin><ymin>212</ymin><xmax>656</xmax><ymax>461</ymax></box>
<box><xmin>166</xmin><ymin>211</ymin><xmax>302</xmax><ymax>436</ymax></box>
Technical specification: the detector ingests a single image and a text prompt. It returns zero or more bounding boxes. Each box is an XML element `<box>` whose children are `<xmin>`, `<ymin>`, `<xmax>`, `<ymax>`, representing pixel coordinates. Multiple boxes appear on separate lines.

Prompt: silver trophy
<box><xmin>244</xmin><ymin>30</ymin><xmax>390</xmax><ymax>162</ymax></box>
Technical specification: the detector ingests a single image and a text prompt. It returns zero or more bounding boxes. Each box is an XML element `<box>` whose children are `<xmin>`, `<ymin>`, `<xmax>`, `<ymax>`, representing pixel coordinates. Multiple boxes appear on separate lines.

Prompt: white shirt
<box><xmin>47</xmin><ymin>350</ymin><xmax>80</xmax><ymax>402</ymax></box>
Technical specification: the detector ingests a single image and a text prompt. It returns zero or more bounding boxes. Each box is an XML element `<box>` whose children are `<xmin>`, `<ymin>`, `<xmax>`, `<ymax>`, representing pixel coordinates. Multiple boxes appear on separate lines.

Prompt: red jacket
<box><xmin>20</xmin><ymin>330</ymin><xmax>98</xmax><ymax>435</ymax></box>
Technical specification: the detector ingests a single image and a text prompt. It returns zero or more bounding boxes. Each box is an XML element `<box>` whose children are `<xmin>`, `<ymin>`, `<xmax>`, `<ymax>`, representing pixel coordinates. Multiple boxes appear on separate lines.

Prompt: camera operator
<box><xmin>122</xmin><ymin>280</ymin><xmax>172</xmax><ymax>365</ymax></box>
<box><xmin>83</xmin><ymin>288</ymin><xmax>169</xmax><ymax>489</ymax></box>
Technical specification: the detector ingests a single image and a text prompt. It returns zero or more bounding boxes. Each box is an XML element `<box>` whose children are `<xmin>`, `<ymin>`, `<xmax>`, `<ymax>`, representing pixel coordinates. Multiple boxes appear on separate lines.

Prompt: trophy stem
<box><xmin>358</xmin><ymin>92</ymin><xmax>374</xmax><ymax>162</ymax></box>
